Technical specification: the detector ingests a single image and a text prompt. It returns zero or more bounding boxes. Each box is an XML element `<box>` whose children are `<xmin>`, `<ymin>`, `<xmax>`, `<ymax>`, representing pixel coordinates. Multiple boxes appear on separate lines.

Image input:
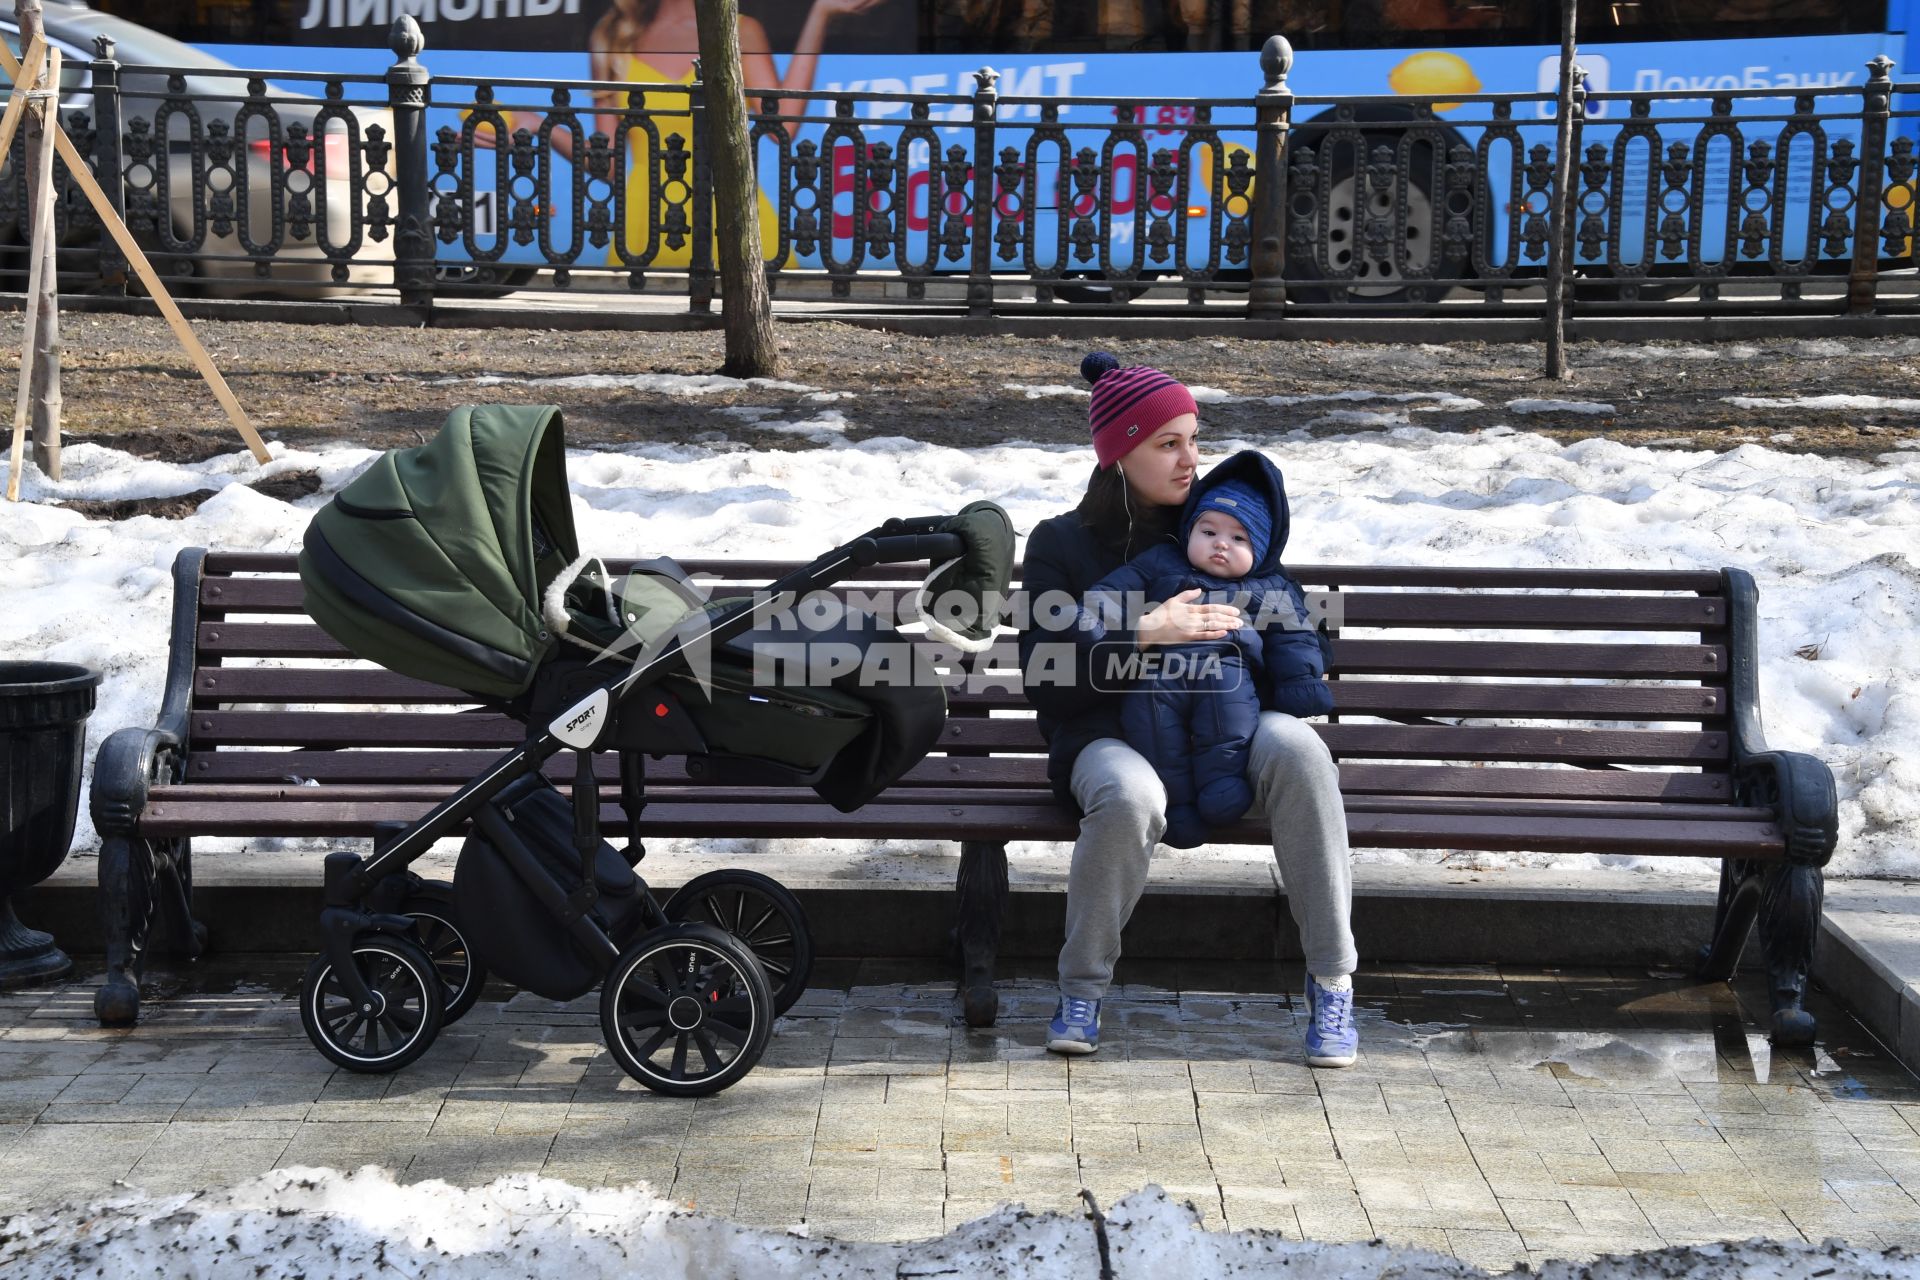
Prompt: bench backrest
<box><xmin>164</xmin><ymin>550</ymin><xmax>1745</xmax><ymax>811</ymax></box>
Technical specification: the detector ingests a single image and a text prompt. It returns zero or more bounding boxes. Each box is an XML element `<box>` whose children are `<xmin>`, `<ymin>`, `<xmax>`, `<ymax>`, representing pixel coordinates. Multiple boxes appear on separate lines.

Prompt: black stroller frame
<box><xmin>302</xmin><ymin>518</ymin><xmax>964</xmax><ymax>1096</ymax></box>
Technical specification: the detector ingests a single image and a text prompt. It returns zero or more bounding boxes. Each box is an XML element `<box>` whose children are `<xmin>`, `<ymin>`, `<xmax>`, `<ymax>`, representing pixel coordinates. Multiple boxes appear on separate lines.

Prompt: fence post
<box><xmin>386</xmin><ymin>16</ymin><xmax>434</xmax><ymax>309</ymax></box>
<box><xmin>687</xmin><ymin>58</ymin><xmax>714</xmax><ymax>314</ymax></box>
<box><xmin>1247</xmin><ymin>35</ymin><xmax>1293</xmax><ymax>319</ymax></box>
<box><xmin>1848</xmin><ymin>54</ymin><xmax>1893</xmax><ymax>316</ymax></box>
<box><xmin>89</xmin><ymin>35</ymin><xmax>126</xmax><ymax>296</ymax></box>
<box><xmin>968</xmin><ymin>67</ymin><xmax>998</xmax><ymax>317</ymax></box>
<box><xmin>1544</xmin><ymin>0</ymin><xmax>1579</xmax><ymax>379</ymax></box>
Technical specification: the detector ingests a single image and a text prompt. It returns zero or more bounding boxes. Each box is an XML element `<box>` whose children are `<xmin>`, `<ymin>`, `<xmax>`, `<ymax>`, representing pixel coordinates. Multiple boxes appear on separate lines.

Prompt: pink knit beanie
<box><xmin>1081</xmin><ymin>351</ymin><xmax>1198</xmax><ymax>469</ymax></box>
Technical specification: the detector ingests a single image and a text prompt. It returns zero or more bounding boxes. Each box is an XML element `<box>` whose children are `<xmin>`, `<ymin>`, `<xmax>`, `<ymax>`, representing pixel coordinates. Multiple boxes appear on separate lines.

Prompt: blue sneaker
<box><xmin>1046</xmin><ymin>996</ymin><xmax>1101</xmax><ymax>1055</ymax></box>
<box><xmin>1304</xmin><ymin>974</ymin><xmax>1358</xmax><ymax>1068</ymax></box>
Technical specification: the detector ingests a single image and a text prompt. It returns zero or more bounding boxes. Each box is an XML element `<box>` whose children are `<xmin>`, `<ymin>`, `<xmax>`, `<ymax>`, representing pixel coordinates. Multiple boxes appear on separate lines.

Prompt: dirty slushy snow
<box><xmin>3</xmin><ymin>1171</ymin><xmax>1917</xmax><ymax>1280</ymax></box>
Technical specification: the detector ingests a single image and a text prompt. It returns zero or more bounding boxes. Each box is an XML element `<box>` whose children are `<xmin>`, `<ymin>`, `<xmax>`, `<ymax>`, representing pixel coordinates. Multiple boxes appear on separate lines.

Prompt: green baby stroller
<box><xmin>295</xmin><ymin>404</ymin><xmax>1012</xmax><ymax>1095</ymax></box>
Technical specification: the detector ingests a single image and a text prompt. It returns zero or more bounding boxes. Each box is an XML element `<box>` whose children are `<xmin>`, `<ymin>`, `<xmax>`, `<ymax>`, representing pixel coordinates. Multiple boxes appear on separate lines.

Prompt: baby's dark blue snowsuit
<box><xmin>1084</xmin><ymin>451</ymin><xmax>1332</xmax><ymax>849</ymax></box>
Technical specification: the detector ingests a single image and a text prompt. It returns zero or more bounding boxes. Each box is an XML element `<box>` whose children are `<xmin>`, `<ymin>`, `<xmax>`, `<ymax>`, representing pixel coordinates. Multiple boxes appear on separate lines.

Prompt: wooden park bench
<box><xmin>91</xmin><ymin>549</ymin><xmax>1837</xmax><ymax>1041</ymax></box>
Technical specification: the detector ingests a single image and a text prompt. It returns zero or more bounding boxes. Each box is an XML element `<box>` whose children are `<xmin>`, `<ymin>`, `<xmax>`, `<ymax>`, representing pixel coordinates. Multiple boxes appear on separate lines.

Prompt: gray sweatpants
<box><xmin>1059</xmin><ymin>711</ymin><xmax>1356</xmax><ymax>1000</ymax></box>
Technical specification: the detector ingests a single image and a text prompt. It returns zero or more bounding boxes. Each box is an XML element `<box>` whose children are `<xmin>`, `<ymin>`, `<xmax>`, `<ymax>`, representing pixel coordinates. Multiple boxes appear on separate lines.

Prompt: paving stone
<box><xmin>1447</xmin><ymin>1227</ymin><xmax>1531</xmax><ymax>1270</ymax></box>
<box><xmin>275</xmin><ymin>1121</ymin><xmax>436</xmax><ymax>1169</ymax></box>
<box><xmin>494</xmin><ymin>1100</ymin><xmax>572</xmax><ymax>1136</ymax></box>
<box><xmin>402</xmin><ymin>1133</ymin><xmax>561</xmax><ymax>1185</ymax></box>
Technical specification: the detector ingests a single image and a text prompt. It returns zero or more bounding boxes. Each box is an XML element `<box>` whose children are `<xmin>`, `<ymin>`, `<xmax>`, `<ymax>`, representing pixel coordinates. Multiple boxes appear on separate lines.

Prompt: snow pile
<box><xmin>1586</xmin><ymin>338</ymin><xmax>1920</xmax><ymax>363</ymax></box>
<box><xmin>1005</xmin><ymin>385</ymin><xmax>1484</xmax><ymax>413</ymax></box>
<box><xmin>1264</xmin><ymin>390</ymin><xmax>1484</xmax><ymax>412</ymax></box>
<box><xmin>709</xmin><ymin>407</ymin><xmax>851</xmax><ymax>440</ymax></box>
<box><xmin>1722</xmin><ymin>394</ymin><xmax>1920</xmax><ymax>412</ymax></box>
<box><xmin>2</xmin><ymin>1169</ymin><xmax>1915</xmax><ymax>1280</ymax></box>
<box><xmin>1507</xmin><ymin>399</ymin><xmax>1618</xmax><ymax>416</ymax></box>
<box><xmin>4</xmin><ymin>421</ymin><xmax>1916</xmax><ymax>877</ymax></box>
<box><xmin>433</xmin><ymin>371</ymin><xmax>823</xmax><ymax>395</ymax></box>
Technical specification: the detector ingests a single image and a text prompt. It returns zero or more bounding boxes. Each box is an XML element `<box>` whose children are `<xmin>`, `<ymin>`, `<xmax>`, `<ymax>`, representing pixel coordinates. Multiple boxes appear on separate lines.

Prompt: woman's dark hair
<box><xmin>597</xmin><ymin>0</ymin><xmax>664</xmax><ymax>51</ymax></box>
<box><xmin>1077</xmin><ymin>463</ymin><xmax>1179</xmax><ymax>558</ymax></box>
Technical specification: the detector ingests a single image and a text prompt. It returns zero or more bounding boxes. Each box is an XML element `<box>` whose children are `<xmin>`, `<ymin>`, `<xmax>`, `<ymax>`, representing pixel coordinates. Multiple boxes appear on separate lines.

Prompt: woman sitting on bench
<box><xmin>1015</xmin><ymin>352</ymin><xmax>1359</xmax><ymax>1066</ymax></box>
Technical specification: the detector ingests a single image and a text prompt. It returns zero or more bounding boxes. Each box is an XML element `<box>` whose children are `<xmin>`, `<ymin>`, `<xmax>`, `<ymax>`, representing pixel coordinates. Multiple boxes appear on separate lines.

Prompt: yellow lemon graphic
<box><xmin>1388</xmin><ymin>51</ymin><xmax>1481</xmax><ymax>111</ymax></box>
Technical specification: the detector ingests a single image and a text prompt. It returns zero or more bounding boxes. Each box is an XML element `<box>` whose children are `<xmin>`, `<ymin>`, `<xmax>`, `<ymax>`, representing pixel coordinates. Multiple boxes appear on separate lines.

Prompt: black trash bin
<box><xmin>0</xmin><ymin>661</ymin><xmax>101</xmax><ymax>986</ymax></box>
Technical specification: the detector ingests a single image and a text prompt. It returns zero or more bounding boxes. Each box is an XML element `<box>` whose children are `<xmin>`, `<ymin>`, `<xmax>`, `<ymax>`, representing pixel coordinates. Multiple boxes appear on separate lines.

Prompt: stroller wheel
<box><xmin>400</xmin><ymin>882</ymin><xmax>487</xmax><ymax>1024</ymax></box>
<box><xmin>663</xmin><ymin>869</ymin><xmax>813</xmax><ymax>1016</ymax></box>
<box><xmin>600</xmin><ymin>923</ymin><xmax>773</xmax><ymax>1097</ymax></box>
<box><xmin>300</xmin><ymin>935</ymin><xmax>445</xmax><ymax>1074</ymax></box>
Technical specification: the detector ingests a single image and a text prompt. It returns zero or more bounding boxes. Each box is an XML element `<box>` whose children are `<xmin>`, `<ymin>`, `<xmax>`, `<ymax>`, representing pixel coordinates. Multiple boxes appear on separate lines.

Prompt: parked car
<box><xmin>1</xmin><ymin>0</ymin><xmax>393</xmax><ymax>297</ymax></box>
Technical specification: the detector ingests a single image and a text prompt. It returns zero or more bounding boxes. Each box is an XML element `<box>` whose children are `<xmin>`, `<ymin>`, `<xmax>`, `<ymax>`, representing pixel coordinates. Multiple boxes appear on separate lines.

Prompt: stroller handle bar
<box><xmin>853</xmin><ymin>533</ymin><xmax>966</xmax><ymax>567</ymax></box>
<box><xmin>880</xmin><ymin>514</ymin><xmax>952</xmax><ymax>537</ymax></box>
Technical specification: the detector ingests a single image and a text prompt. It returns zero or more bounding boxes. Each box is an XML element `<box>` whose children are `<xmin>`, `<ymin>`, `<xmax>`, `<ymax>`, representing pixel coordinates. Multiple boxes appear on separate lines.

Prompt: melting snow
<box><xmin>3</xmin><ymin>1170</ymin><xmax>1916</xmax><ymax>1280</ymax></box>
<box><xmin>1507</xmin><ymin>399</ymin><xmax>1619</xmax><ymax>416</ymax></box>
<box><xmin>432</xmin><ymin>372</ymin><xmax>822</xmax><ymax>395</ymax></box>
<box><xmin>1722</xmin><ymin>394</ymin><xmax>1920</xmax><ymax>412</ymax></box>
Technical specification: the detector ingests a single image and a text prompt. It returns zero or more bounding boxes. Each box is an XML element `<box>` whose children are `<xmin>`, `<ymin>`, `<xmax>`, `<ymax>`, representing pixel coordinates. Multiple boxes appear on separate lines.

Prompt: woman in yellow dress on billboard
<box><xmin>573</xmin><ymin>0</ymin><xmax>884</xmax><ymax>269</ymax></box>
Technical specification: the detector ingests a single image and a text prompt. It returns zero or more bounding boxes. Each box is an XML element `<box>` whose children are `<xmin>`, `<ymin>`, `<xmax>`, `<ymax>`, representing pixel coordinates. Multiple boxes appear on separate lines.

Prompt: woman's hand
<box><xmin>1136</xmin><ymin>589</ymin><xmax>1242</xmax><ymax>647</ymax></box>
<box><xmin>809</xmin><ymin>0</ymin><xmax>887</xmax><ymax>15</ymax></box>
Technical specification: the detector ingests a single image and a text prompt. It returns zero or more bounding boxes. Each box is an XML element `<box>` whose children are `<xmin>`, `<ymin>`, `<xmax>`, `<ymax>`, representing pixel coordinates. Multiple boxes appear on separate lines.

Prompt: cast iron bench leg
<box><xmin>95</xmin><ymin>836</ymin><xmax>203</xmax><ymax>1026</ymax></box>
<box><xmin>1758</xmin><ymin>861</ymin><xmax>1822</xmax><ymax>1047</ymax></box>
<box><xmin>1699</xmin><ymin>857</ymin><xmax>1821</xmax><ymax>1047</ymax></box>
<box><xmin>95</xmin><ymin>835</ymin><xmax>153</xmax><ymax>1025</ymax></box>
<box><xmin>954</xmin><ymin>840</ymin><xmax>1008</xmax><ymax>1027</ymax></box>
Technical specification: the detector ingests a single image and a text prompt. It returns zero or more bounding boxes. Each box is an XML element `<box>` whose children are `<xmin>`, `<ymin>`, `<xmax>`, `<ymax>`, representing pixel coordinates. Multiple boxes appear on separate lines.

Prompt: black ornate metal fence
<box><xmin>4</xmin><ymin>19</ymin><xmax>1915</xmax><ymax>321</ymax></box>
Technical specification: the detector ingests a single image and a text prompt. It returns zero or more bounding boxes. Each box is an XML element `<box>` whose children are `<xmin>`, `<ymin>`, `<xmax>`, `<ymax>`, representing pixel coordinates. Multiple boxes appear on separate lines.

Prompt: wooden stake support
<box><xmin>6</xmin><ymin>45</ymin><xmax>56</xmax><ymax>503</ymax></box>
<box><xmin>0</xmin><ymin>34</ymin><xmax>43</xmax><ymax>166</ymax></box>
<box><xmin>2</xmin><ymin>39</ymin><xmax>269</xmax><ymax>502</ymax></box>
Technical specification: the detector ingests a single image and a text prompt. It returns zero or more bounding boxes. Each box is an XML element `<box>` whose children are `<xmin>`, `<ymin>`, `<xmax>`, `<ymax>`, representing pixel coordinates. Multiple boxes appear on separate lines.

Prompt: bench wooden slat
<box><xmin>203</xmin><ymin>576</ymin><xmax>1725</xmax><ymax>634</ymax></box>
<box><xmin>195</xmin><ymin>622</ymin><xmax>1727</xmax><ymax>681</ymax></box>
<box><xmin>203</xmin><ymin>554</ymin><xmax>1729</xmax><ymax>593</ymax></box>
<box><xmin>180</xmin><ymin>749</ymin><xmax>1733</xmax><ymax>802</ymax></box>
<box><xmin>1331</xmin><ymin>639</ymin><xmax>1724</xmax><ymax>678</ymax></box>
<box><xmin>1313</xmin><ymin>593</ymin><xmax>1723</xmax><ymax>631</ymax></box>
<box><xmin>1328</xmin><ymin>682</ymin><xmax>1724</xmax><ymax>719</ymax></box>
<box><xmin>910</xmin><ymin>719</ymin><xmax>1732</xmax><ymax>764</ymax></box>
<box><xmin>187</xmin><ymin>709</ymin><xmax>1725</xmax><ymax>764</ymax></box>
<box><xmin>150</xmin><ymin>781</ymin><xmax>1778</xmax><ymax>828</ymax></box>
<box><xmin>137</xmin><ymin>795</ymin><xmax>1781</xmax><ymax>855</ymax></box>
<box><xmin>185</xmin><ymin>750</ymin><xmax>1057</xmax><ymax>788</ymax></box>
<box><xmin>157</xmin><ymin>783</ymin><xmax>1065</xmax><ymax>807</ymax></box>
<box><xmin>191</xmin><ymin>665</ymin><xmax>1728</xmax><ymax>721</ymax></box>
<box><xmin>1334</xmin><ymin>763</ymin><xmax>1729</xmax><ymax>801</ymax></box>
<box><xmin>1323</xmin><ymin>724</ymin><xmax>1727</xmax><ymax>764</ymax></box>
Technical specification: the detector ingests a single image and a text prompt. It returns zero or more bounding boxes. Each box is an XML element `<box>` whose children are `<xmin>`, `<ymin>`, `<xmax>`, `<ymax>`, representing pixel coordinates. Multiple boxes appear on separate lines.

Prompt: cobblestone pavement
<box><xmin>2</xmin><ymin>957</ymin><xmax>1918</xmax><ymax>1271</ymax></box>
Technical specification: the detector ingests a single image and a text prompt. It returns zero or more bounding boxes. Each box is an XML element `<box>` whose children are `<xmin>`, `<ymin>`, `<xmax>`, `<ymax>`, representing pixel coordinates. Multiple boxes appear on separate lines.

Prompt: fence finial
<box><xmin>389</xmin><ymin>14</ymin><xmax>425</xmax><ymax>61</ymax></box>
<box><xmin>973</xmin><ymin>66</ymin><xmax>999</xmax><ymax>98</ymax></box>
<box><xmin>1866</xmin><ymin>53</ymin><xmax>1894</xmax><ymax>83</ymax></box>
<box><xmin>1259</xmin><ymin>35</ymin><xmax>1294</xmax><ymax>94</ymax></box>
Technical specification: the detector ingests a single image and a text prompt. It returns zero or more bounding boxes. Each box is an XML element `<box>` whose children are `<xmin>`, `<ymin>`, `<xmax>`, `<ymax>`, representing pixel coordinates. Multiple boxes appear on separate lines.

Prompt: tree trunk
<box><xmin>1543</xmin><ymin>0</ymin><xmax>1578</xmax><ymax>381</ymax></box>
<box><xmin>692</xmin><ymin>0</ymin><xmax>778</xmax><ymax>379</ymax></box>
<box><xmin>16</xmin><ymin>0</ymin><xmax>60</xmax><ymax>479</ymax></box>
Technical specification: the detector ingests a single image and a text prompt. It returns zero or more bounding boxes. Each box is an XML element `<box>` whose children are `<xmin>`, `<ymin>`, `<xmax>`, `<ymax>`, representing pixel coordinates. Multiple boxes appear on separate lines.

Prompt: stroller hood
<box><xmin>300</xmin><ymin>404</ymin><xmax>577</xmax><ymax>700</ymax></box>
